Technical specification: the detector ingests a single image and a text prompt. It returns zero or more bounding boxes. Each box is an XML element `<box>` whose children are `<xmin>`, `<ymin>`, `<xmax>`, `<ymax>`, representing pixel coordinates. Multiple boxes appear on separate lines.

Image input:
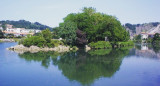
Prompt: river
<box><xmin>0</xmin><ymin>42</ymin><xmax>160</xmax><ymax>86</ymax></box>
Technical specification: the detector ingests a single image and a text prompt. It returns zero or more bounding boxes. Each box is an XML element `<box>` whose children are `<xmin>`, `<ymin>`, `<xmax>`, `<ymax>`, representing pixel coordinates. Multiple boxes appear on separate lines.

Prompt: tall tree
<box><xmin>58</xmin><ymin>21</ymin><xmax>77</xmax><ymax>45</ymax></box>
<box><xmin>56</xmin><ymin>7</ymin><xmax>130</xmax><ymax>46</ymax></box>
<box><xmin>41</xmin><ymin>29</ymin><xmax>52</xmax><ymax>43</ymax></box>
<box><xmin>0</xmin><ymin>30</ymin><xmax>4</xmax><ymax>38</ymax></box>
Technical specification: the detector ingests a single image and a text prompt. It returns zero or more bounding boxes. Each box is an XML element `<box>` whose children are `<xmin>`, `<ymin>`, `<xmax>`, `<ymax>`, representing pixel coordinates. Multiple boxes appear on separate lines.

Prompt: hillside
<box><xmin>124</xmin><ymin>22</ymin><xmax>160</xmax><ymax>37</ymax></box>
<box><xmin>0</xmin><ymin>20</ymin><xmax>52</xmax><ymax>30</ymax></box>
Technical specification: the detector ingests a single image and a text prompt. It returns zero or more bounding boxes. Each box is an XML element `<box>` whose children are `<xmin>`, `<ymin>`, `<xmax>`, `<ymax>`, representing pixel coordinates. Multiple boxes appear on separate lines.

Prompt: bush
<box><xmin>88</xmin><ymin>41</ymin><xmax>112</xmax><ymax>49</ymax></box>
<box><xmin>19</xmin><ymin>29</ymin><xmax>65</xmax><ymax>48</ymax></box>
<box><xmin>72</xmin><ymin>46</ymin><xmax>78</xmax><ymax>50</ymax></box>
<box><xmin>22</xmin><ymin>36</ymin><xmax>46</xmax><ymax>47</ymax></box>
<box><xmin>117</xmin><ymin>41</ymin><xmax>134</xmax><ymax>47</ymax></box>
<box><xmin>47</xmin><ymin>40</ymin><xmax>64</xmax><ymax>48</ymax></box>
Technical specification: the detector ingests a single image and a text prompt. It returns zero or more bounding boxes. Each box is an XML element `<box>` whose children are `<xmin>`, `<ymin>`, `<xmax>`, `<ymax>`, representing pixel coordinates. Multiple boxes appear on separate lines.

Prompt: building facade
<box><xmin>3</xmin><ymin>24</ymin><xmax>41</xmax><ymax>37</ymax></box>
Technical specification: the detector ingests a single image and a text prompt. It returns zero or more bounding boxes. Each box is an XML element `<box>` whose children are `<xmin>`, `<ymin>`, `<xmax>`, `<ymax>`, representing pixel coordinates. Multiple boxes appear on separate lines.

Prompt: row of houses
<box><xmin>0</xmin><ymin>24</ymin><xmax>41</xmax><ymax>37</ymax></box>
<box><xmin>141</xmin><ymin>32</ymin><xmax>155</xmax><ymax>39</ymax></box>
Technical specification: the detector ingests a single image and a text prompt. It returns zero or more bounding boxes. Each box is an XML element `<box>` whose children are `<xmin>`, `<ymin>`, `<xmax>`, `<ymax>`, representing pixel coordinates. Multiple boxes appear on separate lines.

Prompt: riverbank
<box><xmin>7</xmin><ymin>44</ymin><xmax>73</xmax><ymax>54</ymax></box>
<box><xmin>0</xmin><ymin>39</ymin><xmax>15</xmax><ymax>42</ymax></box>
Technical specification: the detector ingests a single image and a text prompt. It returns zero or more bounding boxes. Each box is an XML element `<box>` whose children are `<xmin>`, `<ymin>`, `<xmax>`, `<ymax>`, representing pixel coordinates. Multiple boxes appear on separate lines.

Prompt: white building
<box><xmin>141</xmin><ymin>32</ymin><xmax>148</xmax><ymax>39</ymax></box>
<box><xmin>4</xmin><ymin>27</ymin><xmax>41</xmax><ymax>37</ymax></box>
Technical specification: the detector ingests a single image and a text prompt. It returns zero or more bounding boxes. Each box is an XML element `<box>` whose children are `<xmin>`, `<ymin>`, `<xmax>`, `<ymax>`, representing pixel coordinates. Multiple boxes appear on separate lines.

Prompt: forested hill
<box><xmin>124</xmin><ymin>22</ymin><xmax>160</xmax><ymax>37</ymax></box>
<box><xmin>0</xmin><ymin>20</ymin><xmax>52</xmax><ymax>30</ymax></box>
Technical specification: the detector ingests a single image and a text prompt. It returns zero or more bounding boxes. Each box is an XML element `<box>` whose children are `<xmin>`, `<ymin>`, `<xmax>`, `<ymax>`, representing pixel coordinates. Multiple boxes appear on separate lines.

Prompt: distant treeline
<box><xmin>0</xmin><ymin>20</ymin><xmax>52</xmax><ymax>30</ymax></box>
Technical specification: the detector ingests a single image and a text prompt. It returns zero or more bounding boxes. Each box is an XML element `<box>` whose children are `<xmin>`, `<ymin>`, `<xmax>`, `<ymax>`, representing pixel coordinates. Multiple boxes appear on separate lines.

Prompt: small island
<box><xmin>6</xmin><ymin>7</ymin><xmax>133</xmax><ymax>53</ymax></box>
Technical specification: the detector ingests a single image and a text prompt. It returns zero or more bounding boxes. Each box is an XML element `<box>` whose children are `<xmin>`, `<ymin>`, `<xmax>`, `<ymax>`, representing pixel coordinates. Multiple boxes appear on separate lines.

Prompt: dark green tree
<box><xmin>41</xmin><ymin>29</ymin><xmax>52</xmax><ymax>43</ymax></box>
<box><xmin>0</xmin><ymin>30</ymin><xmax>4</xmax><ymax>38</ymax></box>
<box><xmin>153</xmin><ymin>33</ymin><xmax>160</xmax><ymax>40</ymax></box>
<box><xmin>58</xmin><ymin>21</ymin><xmax>77</xmax><ymax>45</ymax></box>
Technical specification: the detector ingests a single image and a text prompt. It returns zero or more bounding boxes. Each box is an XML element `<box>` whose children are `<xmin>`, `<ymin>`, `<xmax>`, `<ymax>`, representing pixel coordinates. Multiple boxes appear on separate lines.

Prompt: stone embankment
<box><xmin>7</xmin><ymin>44</ymin><xmax>70</xmax><ymax>53</ymax></box>
<box><xmin>0</xmin><ymin>39</ymin><xmax>15</xmax><ymax>42</ymax></box>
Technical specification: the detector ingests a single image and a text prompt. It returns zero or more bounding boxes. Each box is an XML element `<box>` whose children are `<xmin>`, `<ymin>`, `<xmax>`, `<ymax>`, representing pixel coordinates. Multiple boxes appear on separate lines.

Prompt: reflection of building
<box><xmin>135</xmin><ymin>45</ymin><xmax>160</xmax><ymax>59</ymax></box>
<box><xmin>141</xmin><ymin>45</ymin><xmax>148</xmax><ymax>50</ymax></box>
<box><xmin>2</xmin><ymin>24</ymin><xmax>41</xmax><ymax>36</ymax></box>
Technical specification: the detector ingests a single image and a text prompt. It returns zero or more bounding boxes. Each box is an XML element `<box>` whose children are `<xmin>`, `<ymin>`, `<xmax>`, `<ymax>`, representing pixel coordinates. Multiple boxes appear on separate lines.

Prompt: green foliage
<box><xmin>19</xmin><ymin>29</ymin><xmax>64</xmax><ymax>48</ymax></box>
<box><xmin>116</xmin><ymin>41</ymin><xmax>134</xmax><ymax>47</ymax></box>
<box><xmin>72</xmin><ymin>46</ymin><xmax>78</xmax><ymax>50</ymax></box>
<box><xmin>6</xmin><ymin>34</ymin><xmax>14</xmax><ymax>38</ymax></box>
<box><xmin>22</xmin><ymin>36</ymin><xmax>46</xmax><ymax>47</ymax></box>
<box><xmin>0</xmin><ymin>20</ymin><xmax>52</xmax><ymax>30</ymax></box>
<box><xmin>41</xmin><ymin>29</ymin><xmax>52</xmax><ymax>43</ymax></box>
<box><xmin>47</xmin><ymin>40</ymin><xmax>64</xmax><ymax>48</ymax></box>
<box><xmin>125</xmin><ymin>23</ymin><xmax>136</xmax><ymax>33</ymax></box>
<box><xmin>19</xmin><ymin>51</ymin><xmax>62</xmax><ymax>68</ymax></box>
<box><xmin>18</xmin><ymin>49</ymin><xmax>130</xmax><ymax>85</ymax></box>
<box><xmin>152</xmin><ymin>33</ymin><xmax>160</xmax><ymax>46</ymax></box>
<box><xmin>88</xmin><ymin>49</ymin><xmax>112</xmax><ymax>56</ymax></box>
<box><xmin>153</xmin><ymin>33</ymin><xmax>160</xmax><ymax>40</ymax></box>
<box><xmin>88</xmin><ymin>41</ymin><xmax>112</xmax><ymax>49</ymax></box>
<box><xmin>146</xmin><ymin>38</ymin><xmax>152</xmax><ymax>43</ymax></box>
<box><xmin>56</xmin><ymin>7</ymin><xmax>130</xmax><ymax>46</ymax></box>
<box><xmin>58</xmin><ymin>21</ymin><xmax>77</xmax><ymax>45</ymax></box>
<box><xmin>0</xmin><ymin>30</ymin><xmax>4</xmax><ymax>38</ymax></box>
<box><xmin>134</xmin><ymin>34</ymin><xmax>142</xmax><ymax>43</ymax></box>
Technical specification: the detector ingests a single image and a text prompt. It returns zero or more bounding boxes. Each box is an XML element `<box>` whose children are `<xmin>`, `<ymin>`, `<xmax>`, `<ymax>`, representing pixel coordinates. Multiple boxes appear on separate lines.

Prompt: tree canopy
<box><xmin>55</xmin><ymin>7</ymin><xmax>129</xmax><ymax>46</ymax></box>
<box><xmin>0</xmin><ymin>30</ymin><xmax>4</xmax><ymax>38</ymax></box>
<box><xmin>0</xmin><ymin>20</ymin><xmax>52</xmax><ymax>30</ymax></box>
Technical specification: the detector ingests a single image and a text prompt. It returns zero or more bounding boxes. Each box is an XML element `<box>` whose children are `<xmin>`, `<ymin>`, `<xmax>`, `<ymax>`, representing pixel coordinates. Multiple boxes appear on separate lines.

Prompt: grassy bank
<box><xmin>88</xmin><ymin>41</ymin><xmax>134</xmax><ymax>49</ymax></box>
<box><xmin>88</xmin><ymin>41</ymin><xmax>112</xmax><ymax>49</ymax></box>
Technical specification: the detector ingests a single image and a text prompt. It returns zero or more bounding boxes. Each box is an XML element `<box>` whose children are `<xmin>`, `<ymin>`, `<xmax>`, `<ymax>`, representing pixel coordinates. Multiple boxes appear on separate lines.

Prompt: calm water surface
<box><xmin>0</xmin><ymin>42</ymin><xmax>160</xmax><ymax>86</ymax></box>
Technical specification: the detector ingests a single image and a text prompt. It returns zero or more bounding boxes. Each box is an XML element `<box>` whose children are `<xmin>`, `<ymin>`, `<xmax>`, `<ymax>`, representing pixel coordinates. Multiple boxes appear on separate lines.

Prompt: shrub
<box><xmin>72</xmin><ymin>46</ymin><xmax>78</xmax><ymax>50</ymax></box>
<box><xmin>88</xmin><ymin>41</ymin><xmax>112</xmax><ymax>49</ymax></box>
<box><xmin>51</xmin><ymin>40</ymin><xmax>64</xmax><ymax>47</ymax></box>
<box><xmin>117</xmin><ymin>41</ymin><xmax>134</xmax><ymax>47</ymax></box>
<box><xmin>22</xmin><ymin>36</ymin><xmax>46</xmax><ymax>47</ymax></box>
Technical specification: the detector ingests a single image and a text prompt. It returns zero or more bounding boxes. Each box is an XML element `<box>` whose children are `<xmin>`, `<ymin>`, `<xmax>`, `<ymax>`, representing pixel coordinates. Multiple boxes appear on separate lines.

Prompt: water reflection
<box><xmin>135</xmin><ymin>44</ymin><xmax>160</xmax><ymax>59</ymax></box>
<box><xmin>18</xmin><ymin>48</ymin><xmax>130</xmax><ymax>85</ymax></box>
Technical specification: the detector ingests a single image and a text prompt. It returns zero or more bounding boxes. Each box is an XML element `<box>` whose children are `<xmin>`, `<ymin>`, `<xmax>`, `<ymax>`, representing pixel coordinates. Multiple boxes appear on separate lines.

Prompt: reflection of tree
<box><xmin>19</xmin><ymin>51</ymin><xmax>62</xmax><ymax>68</ymax></box>
<box><xmin>18</xmin><ymin>49</ymin><xmax>130</xmax><ymax>85</ymax></box>
<box><xmin>52</xmin><ymin>49</ymin><xmax>130</xmax><ymax>85</ymax></box>
<box><xmin>152</xmin><ymin>45</ymin><xmax>160</xmax><ymax>53</ymax></box>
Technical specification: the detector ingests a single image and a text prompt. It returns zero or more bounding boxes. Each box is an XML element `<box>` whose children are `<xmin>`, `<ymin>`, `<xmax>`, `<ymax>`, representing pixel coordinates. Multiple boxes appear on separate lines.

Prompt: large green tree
<box><xmin>41</xmin><ymin>29</ymin><xmax>52</xmax><ymax>43</ymax></box>
<box><xmin>58</xmin><ymin>21</ymin><xmax>77</xmax><ymax>45</ymax></box>
<box><xmin>56</xmin><ymin>7</ymin><xmax>130</xmax><ymax>45</ymax></box>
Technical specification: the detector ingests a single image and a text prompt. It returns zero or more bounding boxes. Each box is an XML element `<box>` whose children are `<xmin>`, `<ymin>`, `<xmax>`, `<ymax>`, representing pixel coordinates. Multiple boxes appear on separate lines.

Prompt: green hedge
<box><xmin>116</xmin><ymin>41</ymin><xmax>134</xmax><ymax>47</ymax></box>
<box><xmin>47</xmin><ymin>40</ymin><xmax>64</xmax><ymax>48</ymax></box>
<box><xmin>22</xmin><ymin>36</ymin><xmax>46</xmax><ymax>47</ymax></box>
<box><xmin>88</xmin><ymin>41</ymin><xmax>112</xmax><ymax>49</ymax></box>
<box><xmin>19</xmin><ymin>36</ymin><xmax>64</xmax><ymax>48</ymax></box>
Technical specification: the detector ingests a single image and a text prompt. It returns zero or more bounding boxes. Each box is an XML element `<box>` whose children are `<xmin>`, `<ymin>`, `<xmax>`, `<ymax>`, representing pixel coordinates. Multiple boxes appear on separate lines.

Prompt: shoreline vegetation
<box><xmin>6</xmin><ymin>7</ymin><xmax>135</xmax><ymax>53</ymax></box>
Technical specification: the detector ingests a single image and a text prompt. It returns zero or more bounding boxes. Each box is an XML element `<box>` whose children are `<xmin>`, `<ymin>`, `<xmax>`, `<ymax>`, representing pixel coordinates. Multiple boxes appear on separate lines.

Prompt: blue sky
<box><xmin>0</xmin><ymin>0</ymin><xmax>160</xmax><ymax>27</ymax></box>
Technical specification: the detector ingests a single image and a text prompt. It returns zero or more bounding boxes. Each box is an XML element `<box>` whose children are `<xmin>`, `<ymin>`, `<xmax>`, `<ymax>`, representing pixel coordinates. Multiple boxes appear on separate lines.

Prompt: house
<box><xmin>141</xmin><ymin>32</ymin><xmax>155</xmax><ymax>40</ymax></box>
<box><xmin>141</xmin><ymin>32</ymin><xmax>148</xmax><ymax>40</ymax></box>
<box><xmin>3</xmin><ymin>24</ymin><xmax>41</xmax><ymax>37</ymax></box>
